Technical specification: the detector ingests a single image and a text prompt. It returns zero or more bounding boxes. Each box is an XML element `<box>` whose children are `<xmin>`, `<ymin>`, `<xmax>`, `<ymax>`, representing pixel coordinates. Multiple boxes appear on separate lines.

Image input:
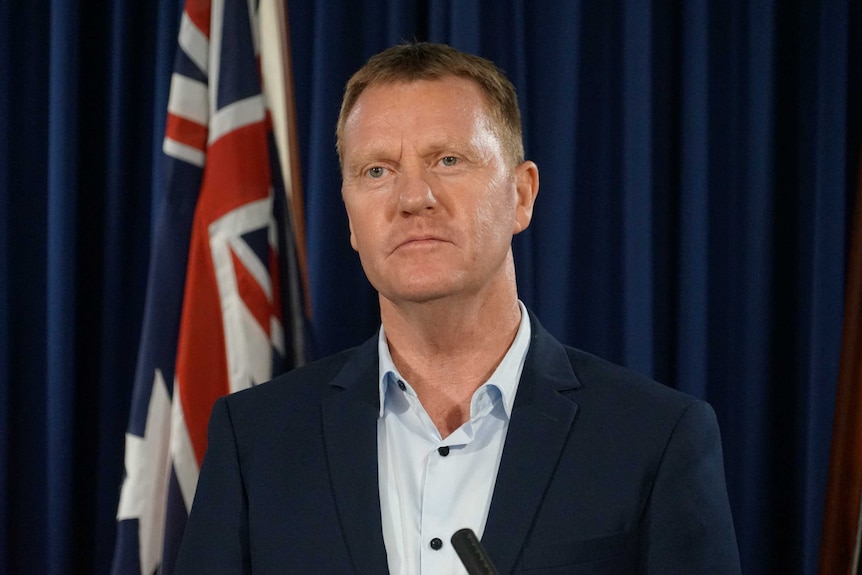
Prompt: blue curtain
<box><xmin>1</xmin><ymin>1</ymin><xmax>859</xmax><ymax>574</ymax></box>
<box><xmin>1</xmin><ymin>0</ymin><xmax>182</xmax><ymax>573</ymax></box>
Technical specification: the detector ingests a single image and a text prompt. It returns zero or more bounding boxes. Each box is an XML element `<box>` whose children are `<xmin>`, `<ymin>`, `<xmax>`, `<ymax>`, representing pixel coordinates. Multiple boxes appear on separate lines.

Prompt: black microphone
<box><xmin>451</xmin><ymin>528</ymin><xmax>498</xmax><ymax>575</ymax></box>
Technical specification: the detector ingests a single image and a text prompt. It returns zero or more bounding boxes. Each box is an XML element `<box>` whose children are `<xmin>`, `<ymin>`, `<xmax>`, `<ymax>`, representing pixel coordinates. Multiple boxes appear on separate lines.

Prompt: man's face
<box><xmin>340</xmin><ymin>76</ymin><xmax>535</xmax><ymax>307</ymax></box>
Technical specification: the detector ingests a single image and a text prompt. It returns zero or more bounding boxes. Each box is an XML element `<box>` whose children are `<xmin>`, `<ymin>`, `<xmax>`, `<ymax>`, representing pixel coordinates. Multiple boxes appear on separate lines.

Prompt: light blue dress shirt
<box><xmin>377</xmin><ymin>301</ymin><xmax>532</xmax><ymax>574</ymax></box>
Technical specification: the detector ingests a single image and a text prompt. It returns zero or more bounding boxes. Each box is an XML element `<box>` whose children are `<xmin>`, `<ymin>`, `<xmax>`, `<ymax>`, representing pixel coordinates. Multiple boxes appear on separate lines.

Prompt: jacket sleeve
<box><xmin>639</xmin><ymin>400</ymin><xmax>741</xmax><ymax>574</ymax></box>
<box><xmin>174</xmin><ymin>397</ymin><xmax>252</xmax><ymax>575</ymax></box>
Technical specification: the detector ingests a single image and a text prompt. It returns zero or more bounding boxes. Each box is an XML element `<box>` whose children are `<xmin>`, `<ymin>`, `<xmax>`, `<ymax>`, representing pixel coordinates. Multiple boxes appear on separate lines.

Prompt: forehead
<box><xmin>343</xmin><ymin>77</ymin><xmax>492</xmax><ymax>137</ymax></box>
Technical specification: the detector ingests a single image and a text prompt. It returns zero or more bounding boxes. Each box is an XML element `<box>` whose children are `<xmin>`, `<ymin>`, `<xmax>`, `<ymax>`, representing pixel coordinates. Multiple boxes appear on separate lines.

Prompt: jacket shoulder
<box><xmin>565</xmin><ymin>346</ymin><xmax>694</xmax><ymax>406</ymax></box>
<box><xmin>221</xmin><ymin>345</ymin><xmax>363</xmax><ymax>419</ymax></box>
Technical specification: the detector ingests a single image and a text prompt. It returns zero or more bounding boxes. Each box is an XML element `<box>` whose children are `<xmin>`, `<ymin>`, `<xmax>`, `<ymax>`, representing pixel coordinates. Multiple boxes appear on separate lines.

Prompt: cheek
<box><xmin>344</xmin><ymin>201</ymin><xmax>369</xmax><ymax>252</ymax></box>
<box><xmin>474</xmin><ymin>203</ymin><xmax>499</xmax><ymax>242</ymax></box>
<box><xmin>345</xmin><ymin>205</ymin><xmax>385</xmax><ymax>263</ymax></box>
<box><xmin>475</xmin><ymin>181</ymin><xmax>517</xmax><ymax>241</ymax></box>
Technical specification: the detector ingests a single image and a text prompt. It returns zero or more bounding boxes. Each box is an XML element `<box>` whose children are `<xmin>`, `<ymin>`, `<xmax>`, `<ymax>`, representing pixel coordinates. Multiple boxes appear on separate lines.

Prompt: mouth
<box><xmin>393</xmin><ymin>235</ymin><xmax>448</xmax><ymax>253</ymax></box>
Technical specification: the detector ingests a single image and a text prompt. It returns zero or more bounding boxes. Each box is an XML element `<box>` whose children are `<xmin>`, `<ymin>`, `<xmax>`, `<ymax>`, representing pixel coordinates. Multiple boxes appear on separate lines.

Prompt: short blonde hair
<box><xmin>336</xmin><ymin>42</ymin><xmax>524</xmax><ymax>168</ymax></box>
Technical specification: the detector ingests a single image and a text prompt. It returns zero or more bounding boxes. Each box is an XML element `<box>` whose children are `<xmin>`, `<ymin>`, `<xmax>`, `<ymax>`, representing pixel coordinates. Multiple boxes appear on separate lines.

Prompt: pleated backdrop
<box><xmin>1</xmin><ymin>1</ymin><xmax>860</xmax><ymax>573</ymax></box>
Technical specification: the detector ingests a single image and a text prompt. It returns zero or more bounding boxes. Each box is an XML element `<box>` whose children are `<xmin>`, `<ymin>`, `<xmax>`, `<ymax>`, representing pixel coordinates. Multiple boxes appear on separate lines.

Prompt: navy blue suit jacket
<box><xmin>175</xmin><ymin>313</ymin><xmax>740</xmax><ymax>573</ymax></box>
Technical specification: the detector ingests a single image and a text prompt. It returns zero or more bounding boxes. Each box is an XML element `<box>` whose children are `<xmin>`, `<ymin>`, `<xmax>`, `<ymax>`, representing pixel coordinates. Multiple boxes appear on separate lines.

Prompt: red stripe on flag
<box><xmin>166</xmin><ymin>112</ymin><xmax>208</xmax><ymax>153</ymax></box>
<box><xmin>174</xmin><ymin>213</ymin><xmax>227</xmax><ymax>466</ymax></box>
<box><xmin>231</xmin><ymin>246</ymin><xmax>272</xmax><ymax>338</ymax></box>
<box><xmin>195</xmin><ymin>120</ymin><xmax>272</xmax><ymax>223</ymax></box>
<box><xmin>185</xmin><ymin>0</ymin><xmax>212</xmax><ymax>40</ymax></box>
<box><xmin>174</xmin><ymin>117</ymin><xmax>272</xmax><ymax>464</ymax></box>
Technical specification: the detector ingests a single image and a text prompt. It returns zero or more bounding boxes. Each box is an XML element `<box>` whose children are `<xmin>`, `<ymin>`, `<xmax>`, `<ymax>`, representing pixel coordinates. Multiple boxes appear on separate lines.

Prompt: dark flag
<box><xmin>110</xmin><ymin>0</ymin><xmax>306</xmax><ymax>572</ymax></box>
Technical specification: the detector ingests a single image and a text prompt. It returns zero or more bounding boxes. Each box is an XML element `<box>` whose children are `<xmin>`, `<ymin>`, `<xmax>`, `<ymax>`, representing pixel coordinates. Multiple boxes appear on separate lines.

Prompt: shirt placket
<box><xmin>419</xmin><ymin>444</ymin><xmax>454</xmax><ymax>573</ymax></box>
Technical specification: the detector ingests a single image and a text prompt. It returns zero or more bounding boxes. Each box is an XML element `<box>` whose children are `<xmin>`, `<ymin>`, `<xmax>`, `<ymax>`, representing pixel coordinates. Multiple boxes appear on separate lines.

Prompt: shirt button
<box><xmin>438</xmin><ymin>446</ymin><xmax>450</xmax><ymax>456</ymax></box>
<box><xmin>430</xmin><ymin>537</ymin><xmax>443</xmax><ymax>550</ymax></box>
<box><xmin>397</xmin><ymin>380</ymin><xmax>406</xmax><ymax>391</ymax></box>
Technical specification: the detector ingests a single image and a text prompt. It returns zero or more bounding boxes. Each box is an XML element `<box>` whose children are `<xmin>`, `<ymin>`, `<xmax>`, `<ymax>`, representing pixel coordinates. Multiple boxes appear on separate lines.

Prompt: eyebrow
<box><xmin>344</xmin><ymin>128</ymin><xmax>487</xmax><ymax>169</ymax></box>
<box><xmin>342</xmin><ymin>150</ymin><xmax>397</xmax><ymax>177</ymax></box>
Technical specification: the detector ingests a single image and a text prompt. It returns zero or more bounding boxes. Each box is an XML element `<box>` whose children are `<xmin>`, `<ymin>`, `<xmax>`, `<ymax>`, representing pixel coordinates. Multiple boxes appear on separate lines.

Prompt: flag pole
<box><xmin>260</xmin><ymin>0</ymin><xmax>311</xmax><ymax>318</ymax></box>
<box><xmin>819</xmin><ymin>149</ymin><xmax>862</xmax><ymax>575</ymax></box>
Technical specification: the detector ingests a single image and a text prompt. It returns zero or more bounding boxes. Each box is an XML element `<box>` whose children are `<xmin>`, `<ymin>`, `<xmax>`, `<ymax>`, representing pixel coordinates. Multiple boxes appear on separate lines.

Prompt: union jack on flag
<box><xmin>111</xmin><ymin>0</ymin><xmax>305</xmax><ymax>573</ymax></box>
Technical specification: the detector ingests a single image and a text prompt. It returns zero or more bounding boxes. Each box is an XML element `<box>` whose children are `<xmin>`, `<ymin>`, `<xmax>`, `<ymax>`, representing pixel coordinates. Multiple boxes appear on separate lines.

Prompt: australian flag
<box><xmin>111</xmin><ymin>0</ymin><xmax>305</xmax><ymax>573</ymax></box>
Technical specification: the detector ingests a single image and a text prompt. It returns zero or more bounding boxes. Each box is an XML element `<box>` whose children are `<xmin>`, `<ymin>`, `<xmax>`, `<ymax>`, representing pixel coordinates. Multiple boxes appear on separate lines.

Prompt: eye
<box><xmin>439</xmin><ymin>156</ymin><xmax>458</xmax><ymax>167</ymax></box>
<box><xmin>366</xmin><ymin>166</ymin><xmax>387</xmax><ymax>179</ymax></box>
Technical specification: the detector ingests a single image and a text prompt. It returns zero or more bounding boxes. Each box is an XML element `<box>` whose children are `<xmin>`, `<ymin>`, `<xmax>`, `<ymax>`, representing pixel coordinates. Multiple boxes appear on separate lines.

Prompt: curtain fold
<box><xmin>0</xmin><ymin>0</ymin><xmax>9</xmax><ymax>565</ymax></box>
<box><xmin>1</xmin><ymin>0</ymin><xmax>183</xmax><ymax>572</ymax></box>
<box><xmin>46</xmin><ymin>0</ymin><xmax>81</xmax><ymax>570</ymax></box>
<box><xmin>2</xmin><ymin>1</ymin><xmax>859</xmax><ymax>573</ymax></box>
<box><xmin>621</xmin><ymin>0</ymin><xmax>654</xmax><ymax>377</ymax></box>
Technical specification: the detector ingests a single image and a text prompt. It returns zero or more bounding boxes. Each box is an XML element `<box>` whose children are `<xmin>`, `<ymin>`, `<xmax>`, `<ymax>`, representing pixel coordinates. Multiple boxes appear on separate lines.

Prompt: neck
<box><xmin>380</xmin><ymin>283</ymin><xmax>522</xmax><ymax>437</ymax></box>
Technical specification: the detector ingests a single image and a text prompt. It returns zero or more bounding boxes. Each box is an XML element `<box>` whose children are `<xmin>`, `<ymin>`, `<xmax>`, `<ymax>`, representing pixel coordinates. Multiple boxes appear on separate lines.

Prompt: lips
<box><xmin>392</xmin><ymin>234</ymin><xmax>449</xmax><ymax>253</ymax></box>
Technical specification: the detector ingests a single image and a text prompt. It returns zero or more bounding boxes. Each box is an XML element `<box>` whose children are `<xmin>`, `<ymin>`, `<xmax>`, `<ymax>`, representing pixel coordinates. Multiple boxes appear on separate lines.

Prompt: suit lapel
<box><xmin>321</xmin><ymin>336</ymin><xmax>390</xmax><ymax>574</ymax></box>
<box><xmin>481</xmin><ymin>314</ymin><xmax>581</xmax><ymax>573</ymax></box>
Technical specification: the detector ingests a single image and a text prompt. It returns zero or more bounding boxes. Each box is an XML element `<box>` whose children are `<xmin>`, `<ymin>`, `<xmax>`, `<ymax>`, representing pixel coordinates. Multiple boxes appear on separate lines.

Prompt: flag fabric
<box><xmin>819</xmin><ymin>151</ymin><xmax>862</xmax><ymax>574</ymax></box>
<box><xmin>111</xmin><ymin>0</ymin><xmax>305</xmax><ymax>573</ymax></box>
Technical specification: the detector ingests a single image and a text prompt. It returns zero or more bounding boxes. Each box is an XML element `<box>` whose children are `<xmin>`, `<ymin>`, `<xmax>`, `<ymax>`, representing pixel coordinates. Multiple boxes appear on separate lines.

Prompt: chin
<box><xmin>382</xmin><ymin>280</ymin><xmax>461</xmax><ymax>306</ymax></box>
<box><xmin>392</xmin><ymin>289</ymin><xmax>452</xmax><ymax>305</ymax></box>
<box><xmin>374</xmin><ymin>268</ymin><xmax>458</xmax><ymax>298</ymax></box>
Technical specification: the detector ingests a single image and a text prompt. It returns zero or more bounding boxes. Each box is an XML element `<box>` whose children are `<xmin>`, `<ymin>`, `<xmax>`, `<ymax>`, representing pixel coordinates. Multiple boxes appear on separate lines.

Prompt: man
<box><xmin>176</xmin><ymin>42</ymin><xmax>741</xmax><ymax>573</ymax></box>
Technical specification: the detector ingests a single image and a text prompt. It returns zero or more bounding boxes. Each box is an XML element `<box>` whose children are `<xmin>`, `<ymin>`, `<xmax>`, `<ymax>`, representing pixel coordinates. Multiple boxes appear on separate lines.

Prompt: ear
<box><xmin>512</xmin><ymin>160</ymin><xmax>539</xmax><ymax>234</ymax></box>
<box><xmin>343</xmin><ymin>188</ymin><xmax>360</xmax><ymax>252</ymax></box>
<box><xmin>347</xmin><ymin>216</ymin><xmax>359</xmax><ymax>251</ymax></box>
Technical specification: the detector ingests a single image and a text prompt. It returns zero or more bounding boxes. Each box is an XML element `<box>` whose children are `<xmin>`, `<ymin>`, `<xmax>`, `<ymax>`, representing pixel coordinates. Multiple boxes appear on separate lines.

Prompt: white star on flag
<box><xmin>116</xmin><ymin>369</ymin><xmax>172</xmax><ymax>575</ymax></box>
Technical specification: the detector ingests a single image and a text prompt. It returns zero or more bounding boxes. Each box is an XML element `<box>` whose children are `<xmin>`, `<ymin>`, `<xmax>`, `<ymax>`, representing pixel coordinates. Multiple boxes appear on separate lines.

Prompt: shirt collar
<box><xmin>377</xmin><ymin>301</ymin><xmax>532</xmax><ymax>418</ymax></box>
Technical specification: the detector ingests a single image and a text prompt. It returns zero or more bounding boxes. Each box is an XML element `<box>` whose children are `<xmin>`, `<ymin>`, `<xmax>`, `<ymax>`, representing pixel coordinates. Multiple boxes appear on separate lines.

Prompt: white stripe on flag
<box><xmin>208</xmin><ymin>198</ymin><xmax>278</xmax><ymax>392</ymax></box>
<box><xmin>209</xmin><ymin>95</ymin><xmax>266</xmax><ymax>145</ymax></box>
<box><xmin>178</xmin><ymin>11</ymin><xmax>210</xmax><ymax>76</ymax></box>
<box><xmin>163</xmin><ymin>138</ymin><xmax>206</xmax><ymax>167</ymax></box>
<box><xmin>170</xmin><ymin>378</ymin><xmax>200</xmax><ymax>513</ymax></box>
<box><xmin>168</xmin><ymin>73</ymin><xmax>209</xmax><ymax>126</ymax></box>
<box><xmin>208</xmin><ymin>0</ymin><xmax>226</xmax><ymax>116</ymax></box>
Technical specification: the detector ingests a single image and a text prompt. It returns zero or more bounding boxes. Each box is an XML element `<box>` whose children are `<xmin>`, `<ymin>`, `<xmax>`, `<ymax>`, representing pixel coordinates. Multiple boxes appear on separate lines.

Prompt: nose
<box><xmin>396</xmin><ymin>169</ymin><xmax>437</xmax><ymax>215</ymax></box>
